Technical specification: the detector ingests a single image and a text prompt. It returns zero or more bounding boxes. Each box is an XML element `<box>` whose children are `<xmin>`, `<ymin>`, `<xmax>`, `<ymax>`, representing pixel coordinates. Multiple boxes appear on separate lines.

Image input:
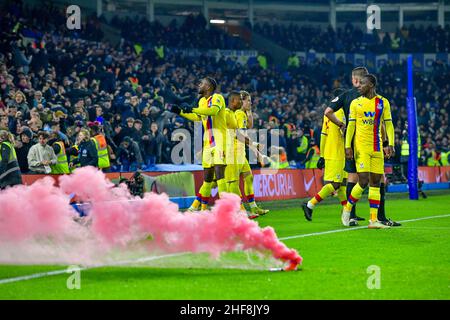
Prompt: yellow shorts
<box><xmin>202</xmin><ymin>145</ymin><xmax>225</xmax><ymax>168</ymax></box>
<box><xmin>225</xmin><ymin>158</ymin><xmax>251</xmax><ymax>182</ymax></box>
<box><xmin>324</xmin><ymin>159</ymin><xmax>345</xmax><ymax>183</ymax></box>
<box><xmin>354</xmin><ymin>149</ymin><xmax>384</xmax><ymax>174</ymax></box>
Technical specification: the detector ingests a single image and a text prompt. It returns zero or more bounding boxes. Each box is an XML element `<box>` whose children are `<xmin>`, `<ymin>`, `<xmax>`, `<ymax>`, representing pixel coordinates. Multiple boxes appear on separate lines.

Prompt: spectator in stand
<box><xmin>121</xmin><ymin>117</ymin><xmax>137</xmax><ymax>141</ymax></box>
<box><xmin>12</xmin><ymin>90</ymin><xmax>29</xmax><ymax>114</ymax></box>
<box><xmin>15</xmin><ymin>126</ymin><xmax>34</xmax><ymax>173</ymax></box>
<box><xmin>116</xmin><ymin>136</ymin><xmax>144</xmax><ymax>172</ymax></box>
<box><xmin>27</xmin><ymin>131</ymin><xmax>57</xmax><ymax>174</ymax></box>
<box><xmin>142</xmin><ymin>122</ymin><xmax>164</xmax><ymax>168</ymax></box>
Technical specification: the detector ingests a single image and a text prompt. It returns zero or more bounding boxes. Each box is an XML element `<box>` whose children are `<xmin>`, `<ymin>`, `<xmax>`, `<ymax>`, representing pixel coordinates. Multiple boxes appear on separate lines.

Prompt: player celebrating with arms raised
<box><xmin>342</xmin><ymin>74</ymin><xmax>395</xmax><ymax>229</ymax></box>
<box><xmin>172</xmin><ymin>77</ymin><xmax>228</xmax><ymax>211</ymax></box>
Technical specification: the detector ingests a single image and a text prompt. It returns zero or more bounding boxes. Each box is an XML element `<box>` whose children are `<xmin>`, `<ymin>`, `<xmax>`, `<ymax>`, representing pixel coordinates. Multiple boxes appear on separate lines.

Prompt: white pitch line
<box><xmin>279</xmin><ymin>225</ymin><xmax>367</xmax><ymax>240</ymax></box>
<box><xmin>1</xmin><ymin>213</ymin><xmax>449</xmax><ymax>285</ymax></box>
<box><xmin>279</xmin><ymin>213</ymin><xmax>450</xmax><ymax>241</ymax></box>
<box><xmin>0</xmin><ymin>269</ymin><xmax>84</xmax><ymax>285</ymax></box>
<box><xmin>0</xmin><ymin>252</ymin><xmax>188</xmax><ymax>285</ymax></box>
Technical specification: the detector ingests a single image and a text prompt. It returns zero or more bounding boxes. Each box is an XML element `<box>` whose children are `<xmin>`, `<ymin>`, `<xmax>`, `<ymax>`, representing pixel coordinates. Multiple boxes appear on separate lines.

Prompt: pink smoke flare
<box><xmin>0</xmin><ymin>167</ymin><xmax>302</xmax><ymax>269</ymax></box>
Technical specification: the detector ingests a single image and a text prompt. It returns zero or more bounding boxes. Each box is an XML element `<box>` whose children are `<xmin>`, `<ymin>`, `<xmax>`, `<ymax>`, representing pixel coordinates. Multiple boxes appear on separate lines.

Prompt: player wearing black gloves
<box><xmin>169</xmin><ymin>102</ymin><xmax>194</xmax><ymax>115</ymax></box>
<box><xmin>317</xmin><ymin>157</ymin><xmax>325</xmax><ymax>170</ymax></box>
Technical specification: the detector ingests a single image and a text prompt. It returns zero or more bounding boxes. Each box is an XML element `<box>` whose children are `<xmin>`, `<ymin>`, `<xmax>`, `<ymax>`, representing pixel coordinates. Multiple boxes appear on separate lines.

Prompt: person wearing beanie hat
<box><xmin>21</xmin><ymin>127</ymin><xmax>33</xmax><ymax>140</ymax></box>
<box><xmin>16</xmin><ymin>128</ymin><xmax>34</xmax><ymax>173</ymax></box>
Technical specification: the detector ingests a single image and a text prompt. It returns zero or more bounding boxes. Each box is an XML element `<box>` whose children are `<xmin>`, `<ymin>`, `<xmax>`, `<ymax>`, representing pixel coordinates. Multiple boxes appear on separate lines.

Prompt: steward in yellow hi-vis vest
<box><xmin>51</xmin><ymin>140</ymin><xmax>70</xmax><ymax>174</ymax></box>
<box><xmin>90</xmin><ymin>123</ymin><xmax>110</xmax><ymax>170</ymax></box>
<box><xmin>305</xmin><ymin>143</ymin><xmax>320</xmax><ymax>169</ymax></box>
<box><xmin>0</xmin><ymin>130</ymin><xmax>22</xmax><ymax>188</ymax></box>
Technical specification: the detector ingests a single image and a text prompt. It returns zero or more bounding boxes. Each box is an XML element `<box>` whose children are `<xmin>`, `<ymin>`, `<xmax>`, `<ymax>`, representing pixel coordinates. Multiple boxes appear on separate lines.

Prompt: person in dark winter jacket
<box><xmin>0</xmin><ymin>130</ymin><xmax>23</xmax><ymax>189</ymax></box>
<box><xmin>116</xmin><ymin>136</ymin><xmax>144</xmax><ymax>171</ymax></box>
<box><xmin>15</xmin><ymin>127</ymin><xmax>34</xmax><ymax>173</ymax></box>
<box><xmin>71</xmin><ymin>129</ymin><xmax>98</xmax><ymax>168</ymax></box>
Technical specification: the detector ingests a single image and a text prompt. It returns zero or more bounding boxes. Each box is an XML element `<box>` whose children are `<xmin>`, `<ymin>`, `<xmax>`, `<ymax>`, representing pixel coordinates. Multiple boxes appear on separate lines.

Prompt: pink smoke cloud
<box><xmin>0</xmin><ymin>167</ymin><xmax>302</xmax><ymax>269</ymax></box>
<box><xmin>0</xmin><ymin>177</ymin><xmax>75</xmax><ymax>242</ymax></box>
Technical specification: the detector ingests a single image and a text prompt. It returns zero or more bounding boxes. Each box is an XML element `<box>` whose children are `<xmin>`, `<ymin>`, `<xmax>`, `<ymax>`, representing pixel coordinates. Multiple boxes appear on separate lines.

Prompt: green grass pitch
<box><xmin>0</xmin><ymin>190</ymin><xmax>449</xmax><ymax>300</ymax></box>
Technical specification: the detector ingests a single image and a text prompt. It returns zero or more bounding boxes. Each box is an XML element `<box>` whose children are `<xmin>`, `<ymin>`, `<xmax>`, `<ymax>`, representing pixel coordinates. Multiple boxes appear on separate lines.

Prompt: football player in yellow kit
<box><xmin>173</xmin><ymin>77</ymin><xmax>228</xmax><ymax>211</ymax></box>
<box><xmin>343</xmin><ymin>74</ymin><xmax>395</xmax><ymax>229</ymax></box>
<box><xmin>225</xmin><ymin>91</ymin><xmax>269</xmax><ymax>218</ymax></box>
<box><xmin>301</xmin><ymin>91</ymin><xmax>348</xmax><ymax>221</ymax></box>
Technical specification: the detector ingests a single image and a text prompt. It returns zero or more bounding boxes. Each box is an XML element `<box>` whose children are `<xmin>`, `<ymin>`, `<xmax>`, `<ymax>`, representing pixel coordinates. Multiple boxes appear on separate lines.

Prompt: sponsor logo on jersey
<box><xmin>362</xmin><ymin>119</ymin><xmax>375</xmax><ymax>125</ymax></box>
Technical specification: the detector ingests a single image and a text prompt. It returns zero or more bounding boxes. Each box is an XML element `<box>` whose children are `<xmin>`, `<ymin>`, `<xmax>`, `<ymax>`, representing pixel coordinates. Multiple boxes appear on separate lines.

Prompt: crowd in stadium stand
<box><xmin>112</xmin><ymin>14</ymin><xmax>249</xmax><ymax>50</ymax></box>
<box><xmin>254</xmin><ymin>22</ymin><xmax>450</xmax><ymax>54</ymax></box>
<box><xmin>0</xmin><ymin>1</ymin><xmax>449</xmax><ymax>180</ymax></box>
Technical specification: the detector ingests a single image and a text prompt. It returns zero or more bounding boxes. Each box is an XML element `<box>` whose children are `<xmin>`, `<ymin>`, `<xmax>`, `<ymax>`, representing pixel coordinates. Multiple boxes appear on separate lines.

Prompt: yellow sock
<box><xmin>243</xmin><ymin>174</ymin><xmax>260</xmax><ymax>208</ymax></box>
<box><xmin>244</xmin><ymin>174</ymin><xmax>254</xmax><ymax>197</ymax></box>
<box><xmin>228</xmin><ymin>181</ymin><xmax>242</xmax><ymax>197</ymax></box>
<box><xmin>228</xmin><ymin>181</ymin><xmax>245</xmax><ymax>210</ymax></box>
<box><xmin>308</xmin><ymin>183</ymin><xmax>335</xmax><ymax>208</ymax></box>
<box><xmin>337</xmin><ymin>185</ymin><xmax>347</xmax><ymax>206</ymax></box>
<box><xmin>194</xmin><ymin>181</ymin><xmax>212</xmax><ymax>209</ymax></box>
<box><xmin>217</xmin><ymin>178</ymin><xmax>227</xmax><ymax>197</ymax></box>
<box><xmin>369</xmin><ymin>186</ymin><xmax>381</xmax><ymax>222</ymax></box>
<box><xmin>244</xmin><ymin>174</ymin><xmax>258</xmax><ymax>208</ymax></box>
<box><xmin>190</xmin><ymin>199</ymin><xmax>200</xmax><ymax>209</ymax></box>
<box><xmin>345</xmin><ymin>183</ymin><xmax>365</xmax><ymax>212</ymax></box>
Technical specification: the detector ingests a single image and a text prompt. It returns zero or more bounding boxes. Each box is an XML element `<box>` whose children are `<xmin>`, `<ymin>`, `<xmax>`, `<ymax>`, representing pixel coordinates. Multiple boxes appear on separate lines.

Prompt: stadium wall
<box><xmin>21</xmin><ymin>166</ymin><xmax>449</xmax><ymax>205</ymax></box>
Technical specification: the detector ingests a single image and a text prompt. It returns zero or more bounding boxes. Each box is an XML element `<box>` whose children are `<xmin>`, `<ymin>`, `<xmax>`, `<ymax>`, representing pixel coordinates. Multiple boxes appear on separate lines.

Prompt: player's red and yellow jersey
<box><xmin>321</xmin><ymin>108</ymin><xmax>345</xmax><ymax>160</ymax></box>
<box><xmin>199</xmin><ymin>93</ymin><xmax>227</xmax><ymax>148</ymax></box>
<box><xmin>348</xmin><ymin>95</ymin><xmax>392</xmax><ymax>152</ymax></box>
